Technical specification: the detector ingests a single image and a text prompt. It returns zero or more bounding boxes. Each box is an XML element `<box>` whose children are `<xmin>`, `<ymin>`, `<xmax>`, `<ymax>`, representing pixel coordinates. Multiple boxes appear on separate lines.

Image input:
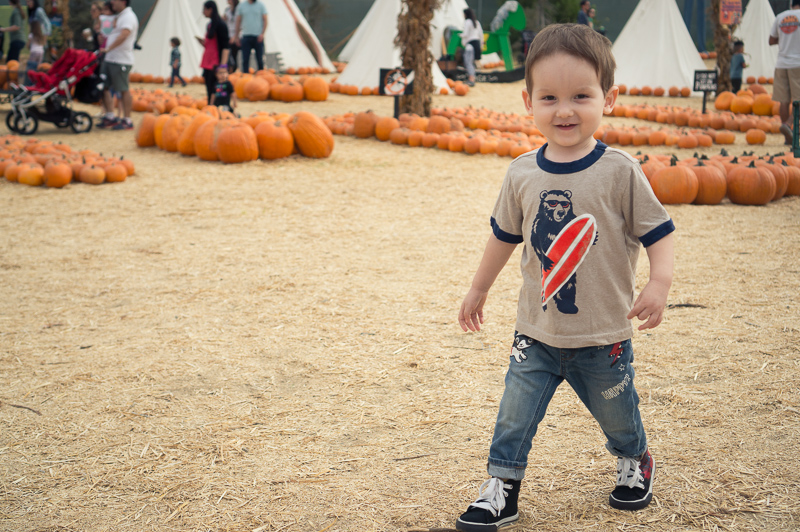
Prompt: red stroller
<box><xmin>6</xmin><ymin>49</ymin><xmax>101</xmax><ymax>135</ymax></box>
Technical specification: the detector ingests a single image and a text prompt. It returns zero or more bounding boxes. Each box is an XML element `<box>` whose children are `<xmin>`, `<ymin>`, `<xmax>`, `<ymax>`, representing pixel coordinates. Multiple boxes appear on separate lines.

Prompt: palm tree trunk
<box><xmin>711</xmin><ymin>0</ymin><xmax>735</xmax><ymax>94</ymax></box>
<box><xmin>395</xmin><ymin>0</ymin><xmax>441</xmax><ymax>116</ymax></box>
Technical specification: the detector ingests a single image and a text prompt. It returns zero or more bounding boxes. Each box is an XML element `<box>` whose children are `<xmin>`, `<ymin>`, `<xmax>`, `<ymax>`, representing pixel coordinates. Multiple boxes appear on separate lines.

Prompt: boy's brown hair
<box><xmin>525</xmin><ymin>23</ymin><xmax>616</xmax><ymax>95</ymax></box>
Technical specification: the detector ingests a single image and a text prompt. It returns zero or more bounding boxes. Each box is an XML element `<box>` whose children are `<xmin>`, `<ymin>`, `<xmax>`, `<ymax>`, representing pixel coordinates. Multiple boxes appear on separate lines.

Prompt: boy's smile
<box><xmin>522</xmin><ymin>52</ymin><xmax>617</xmax><ymax>163</ymax></box>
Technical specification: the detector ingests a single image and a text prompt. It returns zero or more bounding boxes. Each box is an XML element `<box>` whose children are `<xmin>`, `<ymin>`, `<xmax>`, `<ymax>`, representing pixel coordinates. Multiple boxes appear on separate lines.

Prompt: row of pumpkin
<box><xmin>129</xmin><ymin>65</ymin><xmax>333</xmax><ymax>85</ymax></box>
<box><xmin>0</xmin><ymin>135</ymin><xmax>135</xmax><ymax>188</ymax></box>
<box><xmin>135</xmin><ymin>106</ymin><xmax>334</xmax><ymax>162</ymax></box>
<box><xmin>322</xmin><ymin>111</ymin><xmax>800</xmax><ymax>206</ymax></box>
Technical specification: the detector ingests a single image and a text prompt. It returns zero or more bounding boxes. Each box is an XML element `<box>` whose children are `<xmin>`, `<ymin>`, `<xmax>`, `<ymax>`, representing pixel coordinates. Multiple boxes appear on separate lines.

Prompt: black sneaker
<box><xmin>97</xmin><ymin>116</ymin><xmax>119</xmax><ymax>129</ymax></box>
<box><xmin>609</xmin><ymin>449</ymin><xmax>654</xmax><ymax>511</ymax></box>
<box><xmin>112</xmin><ymin>119</ymin><xmax>134</xmax><ymax>130</ymax></box>
<box><xmin>456</xmin><ymin>478</ymin><xmax>520</xmax><ymax>531</ymax></box>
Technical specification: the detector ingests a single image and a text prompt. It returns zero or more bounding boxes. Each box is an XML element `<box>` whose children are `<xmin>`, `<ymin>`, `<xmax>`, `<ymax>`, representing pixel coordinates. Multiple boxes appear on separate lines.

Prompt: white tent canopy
<box><xmin>734</xmin><ymin>0</ymin><xmax>778</xmax><ymax>80</ymax></box>
<box><xmin>340</xmin><ymin>0</ymin><xmax>467</xmax><ymax>62</ymax></box>
<box><xmin>134</xmin><ymin>0</ymin><xmax>207</xmax><ymax>79</ymax></box>
<box><xmin>336</xmin><ymin>0</ymin><xmax>459</xmax><ymax>92</ymax></box>
<box><xmin>190</xmin><ymin>0</ymin><xmax>335</xmax><ymax>71</ymax></box>
<box><xmin>611</xmin><ymin>0</ymin><xmax>706</xmax><ymax>91</ymax></box>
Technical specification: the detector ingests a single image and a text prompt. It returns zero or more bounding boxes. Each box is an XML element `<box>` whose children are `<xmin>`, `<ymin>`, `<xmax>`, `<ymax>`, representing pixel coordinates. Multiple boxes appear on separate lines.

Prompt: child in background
<box><xmin>169</xmin><ymin>37</ymin><xmax>187</xmax><ymax>88</ymax></box>
<box><xmin>730</xmin><ymin>41</ymin><xmax>748</xmax><ymax>93</ymax></box>
<box><xmin>24</xmin><ymin>20</ymin><xmax>46</xmax><ymax>85</ymax></box>
<box><xmin>210</xmin><ymin>64</ymin><xmax>236</xmax><ymax>113</ymax></box>
<box><xmin>455</xmin><ymin>23</ymin><xmax>674</xmax><ymax>531</ymax></box>
<box><xmin>98</xmin><ymin>1</ymin><xmax>115</xmax><ymax>49</ymax></box>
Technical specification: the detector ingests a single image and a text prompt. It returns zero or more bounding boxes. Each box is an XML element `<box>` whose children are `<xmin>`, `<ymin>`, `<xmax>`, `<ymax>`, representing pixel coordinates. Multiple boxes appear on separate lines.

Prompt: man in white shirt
<box><xmin>770</xmin><ymin>1</ymin><xmax>800</xmax><ymax>144</ymax></box>
<box><xmin>99</xmin><ymin>0</ymin><xmax>139</xmax><ymax>130</ymax></box>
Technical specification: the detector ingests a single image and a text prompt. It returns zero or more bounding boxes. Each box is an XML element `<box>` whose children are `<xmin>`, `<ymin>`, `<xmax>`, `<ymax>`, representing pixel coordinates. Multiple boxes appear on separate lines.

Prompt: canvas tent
<box><xmin>611</xmin><ymin>0</ymin><xmax>706</xmax><ymax>91</ymax></box>
<box><xmin>133</xmin><ymin>0</ymin><xmax>206</xmax><ymax>79</ymax></box>
<box><xmin>339</xmin><ymin>0</ymin><xmax>468</xmax><ymax>63</ymax></box>
<box><xmin>734</xmin><ymin>0</ymin><xmax>778</xmax><ymax>80</ymax></box>
<box><xmin>189</xmin><ymin>0</ymin><xmax>335</xmax><ymax>72</ymax></box>
<box><xmin>336</xmin><ymin>0</ymin><xmax>460</xmax><ymax>92</ymax></box>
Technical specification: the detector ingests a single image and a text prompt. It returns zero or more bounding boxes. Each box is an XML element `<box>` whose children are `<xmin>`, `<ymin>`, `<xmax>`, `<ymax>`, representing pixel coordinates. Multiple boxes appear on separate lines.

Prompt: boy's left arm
<box><xmin>627</xmin><ymin>233</ymin><xmax>674</xmax><ymax>330</ymax></box>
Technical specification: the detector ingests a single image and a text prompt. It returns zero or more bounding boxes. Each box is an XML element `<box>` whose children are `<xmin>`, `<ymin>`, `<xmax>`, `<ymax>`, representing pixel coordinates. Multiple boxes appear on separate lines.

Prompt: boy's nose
<box><xmin>555</xmin><ymin>104</ymin><xmax>574</xmax><ymax>118</ymax></box>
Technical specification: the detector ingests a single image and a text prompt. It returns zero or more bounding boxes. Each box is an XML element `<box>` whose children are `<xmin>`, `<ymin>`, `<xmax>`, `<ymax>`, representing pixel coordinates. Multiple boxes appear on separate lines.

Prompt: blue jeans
<box><xmin>487</xmin><ymin>335</ymin><xmax>647</xmax><ymax>481</ymax></box>
<box><xmin>240</xmin><ymin>35</ymin><xmax>264</xmax><ymax>72</ymax></box>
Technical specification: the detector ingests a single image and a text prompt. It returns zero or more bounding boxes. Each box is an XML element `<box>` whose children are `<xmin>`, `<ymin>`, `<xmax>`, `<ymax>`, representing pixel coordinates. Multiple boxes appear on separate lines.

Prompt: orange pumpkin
<box><xmin>254</xmin><ymin>120</ymin><xmax>295</xmax><ymax>160</ymax></box>
<box><xmin>280</xmin><ymin>83</ymin><xmax>305</xmax><ymax>102</ymax></box>
<box><xmin>79</xmin><ymin>165</ymin><xmax>106</xmax><ymax>185</ymax></box>
<box><xmin>105</xmin><ymin>163</ymin><xmax>128</xmax><ymax>183</ymax></box>
<box><xmin>726</xmin><ymin>161</ymin><xmax>775</xmax><ymax>205</ymax></box>
<box><xmin>43</xmin><ymin>161</ymin><xmax>72</xmax><ymax>188</ymax></box>
<box><xmin>375</xmin><ymin>116</ymin><xmax>400</xmax><ymax>142</ymax></box>
<box><xmin>243</xmin><ymin>77</ymin><xmax>270</xmax><ymax>101</ymax></box>
<box><xmin>17</xmin><ymin>162</ymin><xmax>45</xmax><ymax>186</ymax></box>
<box><xmin>136</xmin><ymin>113</ymin><xmax>158</xmax><ymax>147</ymax></box>
<box><xmin>745</xmin><ymin>128</ymin><xmax>766</xmax><ymax>145</ymax></box>
<box><xmin>353</xmin><ymin>110</ymin><xmax>378</xmax><ymax>139</ymax></box>
<box><xmin>193</xmin><ymin>119</ymin><xmax>222</xmax><ymax>161</ymax></box>
<box><xmin>650</xmin><ymin>162</ymin><xmax>699</xmax><ymax>204</ymax></box>
<box><xmin>303</xmin><ymin>77</ymin><xmax>329</xmax><ymax>101</ymax></box>
<box><xmin>287</xmin><ymin>112</ymin><xmax>334</xmax><ymax>158</ymax></box>
<box><xmin>178</xmin><ymin>113</ymin><xmax>216</xmax><ymax>156</ymax></box>
<box><xmin>690</xmin><ymin>161</ymin><xmax>727</xmax><ymax>205</ymax></box>
<box><xmin>216</xmin><ymin>121</ymin><xmax>259</xmax><ymax>164</ymax></box>
<box><xmin>161</xmin><ymin>114</ymin><xmax>194</xmax><ymax>152</ymax></box>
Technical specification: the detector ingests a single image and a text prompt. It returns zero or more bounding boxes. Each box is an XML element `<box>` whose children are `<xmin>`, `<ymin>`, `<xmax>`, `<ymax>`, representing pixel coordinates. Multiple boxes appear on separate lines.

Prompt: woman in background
<box><xmin>461</xmin><ymin>8</ymin><xmax>482</xmax><ymax>87</ymax></box>
<box><xmin>197</xmin><ymin>0</ymin><xmax>230</xmax><ymax>103</ymax></box>
<box><xmin>1</xmin><ymin>0</ymin><xmax>26</xmax><ymax>63</ymax></box>
<box><xmin>224</xmin><ymin>0</ymin><xmax>240</xmax><ymax>72</ymax></box>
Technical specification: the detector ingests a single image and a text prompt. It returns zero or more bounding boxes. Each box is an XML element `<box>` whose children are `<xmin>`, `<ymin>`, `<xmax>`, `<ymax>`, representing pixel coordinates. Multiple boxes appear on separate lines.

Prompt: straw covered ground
<box><xmin>1</xmin><ymin>77</ymin><xmax>799</xmax><ymax>532</ymax></box>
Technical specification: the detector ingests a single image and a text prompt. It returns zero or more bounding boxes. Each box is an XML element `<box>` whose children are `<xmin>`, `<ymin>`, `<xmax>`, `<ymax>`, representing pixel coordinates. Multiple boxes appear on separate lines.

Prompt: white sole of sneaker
<box><xmin>609</xmin><ymin>460</ymin><xmax>655</xmax><ymax>511</ymax></box>
<box><xmin>456</xmin><ymin>513</ymin><xmax>519</xmax><ymax>532</ymax></box>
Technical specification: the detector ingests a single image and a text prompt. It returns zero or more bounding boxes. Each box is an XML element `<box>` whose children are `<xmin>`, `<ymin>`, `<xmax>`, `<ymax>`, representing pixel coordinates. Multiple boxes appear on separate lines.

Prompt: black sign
<box><xmin>694</xmin><ymin>70</ymin><xmax>718</xmax><ymax>92</ymax></box>
<box><xmin>379</xmin><ymin>68</ymin><xmax>414</xmax><ymax>96</ymax></box>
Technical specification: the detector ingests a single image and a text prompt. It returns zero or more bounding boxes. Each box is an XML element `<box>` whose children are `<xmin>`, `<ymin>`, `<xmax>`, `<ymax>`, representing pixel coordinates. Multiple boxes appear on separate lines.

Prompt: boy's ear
<box><xmin>603</xmin><ymin>85</ymin><xmax>619</xmax><ymax>115</ymax></box>
<box><xmin>522</xmin><ymin>89</ymin><xmax>533</xmax><ymax>115</ymax></box>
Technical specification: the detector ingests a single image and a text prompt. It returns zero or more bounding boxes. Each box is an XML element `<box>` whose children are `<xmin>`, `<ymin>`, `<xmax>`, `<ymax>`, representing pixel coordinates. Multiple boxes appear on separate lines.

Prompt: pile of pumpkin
<box><xmin>131</xmin><ymin>88</ymin><xmax>207</xmax><ymax>114</ymax></box>
<box><xmin>714</xmin><ymin>87</ymin><xmax>778</xmax><ymax>115</ymax></box>
<box><xmin>0</xmin><ymin>135</ymin><xmax>135</xmax><ymax>188</ymax></box>
<box><xmin>596</xmin><ymin>123</ymin><xmax>773</xmax><ymax>147</ymax></box>
<box><xmin>228</xmin><ymin>71</ymin><xmax>329</xmax><ymax>102</ymax></box>
<box><xmin>328</xmin><ymin>77</ymin><xmax>469</xmax><ymax>97</ymax></box>
<box><xmin>130</xmin><ymin>72</ymin><xmax>206</xmax><ymax>85</ymax></box>
<box><xmin>135</xmin><ymin>105</ymin><xmax>333</xmax><ymax>162</ymax></box>
<box><xmin>698</xmin><ymin>51</ymin><xmax>719</xmax><ymax>59</ymax></box>
<box><xmin>639</xmin><ymin>151</ymin><xmax>799</xmax><ymax>206</ymax></box>
<box><xmin>618</xmin><ymin>85</ymin><xmax>693</xmax><ymax>97</ymax></box>
<box><xmin>324</xmin><ymin>110</ymin><xmax>546</xmax><ymax>157</ymax></box>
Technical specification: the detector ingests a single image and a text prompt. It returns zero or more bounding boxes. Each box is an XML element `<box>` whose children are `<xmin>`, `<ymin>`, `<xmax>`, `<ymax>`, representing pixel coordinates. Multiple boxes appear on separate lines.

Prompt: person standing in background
<box><xmin>197</xmin><ymin>0</ymin><xmax>230</xmax><ymax>104</ymax></box>
<box><xmin>577</xmin><ymin>0</ymin><xmax>591</xmax><ymax>25</ymax></box>
<box><xmin>234</xmin><ymin>0</ymin><xmax>267</xmax><ymax>73</ymax></box>
<box><xmin>224</xmin><ymin>0</ymin><xmax>239</xmax><ymax>72</ymax></box>
<box><xmin>769</xmin><ymin>1</ymin><xmax>800</xmax><ymax>145</ymax></box>
<box><xmin>461</xmin><ymin>8</ymin><xmax>483</xmax><ymax>87</ymax></box>
<box><xmin>730</xmin><ymin>41</ymin><xmax>748</xmax><ymax>93</ymax></box>
<box><xmin>99</xmin><ymin>0</ymin><xmax>138</xmax><ymax>130</ymax></box>
<box><xmin>1</xmin><ymin>0</ymin><xmax>27</xmax><ymax>63</ymax></box>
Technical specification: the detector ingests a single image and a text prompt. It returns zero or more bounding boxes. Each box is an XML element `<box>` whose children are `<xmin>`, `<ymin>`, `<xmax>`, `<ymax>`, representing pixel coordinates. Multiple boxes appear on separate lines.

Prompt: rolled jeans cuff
<box><xmin>487</xmin><ymin>458</ymin><xmax>527</xmax><ymax>481</ymax></box>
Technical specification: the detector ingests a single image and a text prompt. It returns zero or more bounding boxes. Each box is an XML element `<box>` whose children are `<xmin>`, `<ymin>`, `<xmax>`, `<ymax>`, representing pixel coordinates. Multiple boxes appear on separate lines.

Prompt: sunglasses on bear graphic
<box><xmin>546</xmin><ymin>200</ymin><xmax>571</xmax><ymax>208</ymax></box>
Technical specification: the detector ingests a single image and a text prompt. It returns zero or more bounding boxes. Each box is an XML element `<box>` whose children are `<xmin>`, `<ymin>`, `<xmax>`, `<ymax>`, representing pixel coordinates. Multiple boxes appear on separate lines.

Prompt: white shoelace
<box><xmin>471</xmin><ymin>477</ymin><xmax>512</xmax><ymax>517</ymax></box>
<box><xmin>616</xmin><ymin>457</ymin><xmax>644</xmax><ymax>489</ymax></box>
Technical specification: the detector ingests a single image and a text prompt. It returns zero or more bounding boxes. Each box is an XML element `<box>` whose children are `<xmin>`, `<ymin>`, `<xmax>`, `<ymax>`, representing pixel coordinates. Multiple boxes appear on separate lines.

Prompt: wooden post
<box><xmin>395</xmin><ymin>0</ymin><xmax>441</xmax><ymax>117</ymax></box>
<box><xmin>711</xmin><ymin>0</ymin><xmax>734</xmax><ymax>94</ymax></box>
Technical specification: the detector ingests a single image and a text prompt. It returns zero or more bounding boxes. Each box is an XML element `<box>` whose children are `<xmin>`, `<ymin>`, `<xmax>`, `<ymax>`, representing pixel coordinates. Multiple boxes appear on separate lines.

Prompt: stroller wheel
<box><xmin>70</xmin><ymin>112</ymin><xmax>93</xmax><ymax>134</ymax></box>
<box><xmin>13</xmin><ymin>114</ymin><xmax>38</xmax><ymax>136</ymax></box>
<box><xmin>5</xmin><ymin>112</ymin><xmax>18</xmax><ymax>133</ymax></box>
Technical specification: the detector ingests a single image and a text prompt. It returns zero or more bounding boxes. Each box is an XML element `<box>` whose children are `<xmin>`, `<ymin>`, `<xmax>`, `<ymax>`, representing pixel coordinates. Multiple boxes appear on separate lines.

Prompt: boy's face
<box><xmin>217</xmin><ymin>69</ymin><xmax>228</xmax><ymax>81</ymax></box>
<box><xmin>522</xmin><ymin>52</ymin><xmax>617</xmax><ymax>162</ymax></box>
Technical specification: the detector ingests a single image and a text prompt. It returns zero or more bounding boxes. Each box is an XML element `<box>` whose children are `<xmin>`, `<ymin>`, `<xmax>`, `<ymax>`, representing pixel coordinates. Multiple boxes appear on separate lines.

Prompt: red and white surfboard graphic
<box><xmin>541</xmin><ymin>213</ymin><xmax>596</xmax><ymax>307</ymax></box>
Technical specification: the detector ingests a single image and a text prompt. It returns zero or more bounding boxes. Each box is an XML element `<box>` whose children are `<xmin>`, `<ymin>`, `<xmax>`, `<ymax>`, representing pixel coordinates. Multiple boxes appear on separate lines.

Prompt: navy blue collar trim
<box><xmin>536</xmin><ymin>141</ymin><xmax>608</xmax><ymax>174</ymax></box>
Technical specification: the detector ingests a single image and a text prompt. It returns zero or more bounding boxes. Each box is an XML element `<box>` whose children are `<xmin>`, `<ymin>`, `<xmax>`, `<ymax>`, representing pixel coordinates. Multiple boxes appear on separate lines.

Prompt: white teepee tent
<box><xmin>187</xmin><ymin>0</ymin><xmax>334</xmax><ymax>72</ymax></box>
<box><xmin>336</xmin><ymin>0</ymin><xmax>456</xmax><ymax>92</ymax></box>
<box><xmin>340</xmin><ymin>0</ymin><xmax>467</xmax><ymax>62</ymax></box>
<box><xmin>611</xmin><ymin>0</ymin><xmax>706</xmax><ymax>91</ymax></box>
<box><xmin>133</xmin><ymin>0</ymin><xmax>207</xmax><ymax>79</ymax></box>
<box><xmin>734</xmin><ymin>0</ymin><xmax>778</xmax><ymax>80</ymax></box>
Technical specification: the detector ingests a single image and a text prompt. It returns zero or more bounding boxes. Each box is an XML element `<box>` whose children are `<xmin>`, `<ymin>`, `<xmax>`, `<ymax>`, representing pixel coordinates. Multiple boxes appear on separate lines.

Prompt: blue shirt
<box><xmin>731</xmin><ymin>53</ymin><xmax>745</xmax><ymax>79</ymax></box>
<box><xmin>235</xmin><ymin>1</ymin><xmax>268</xmax><ymax>36</ymax></box>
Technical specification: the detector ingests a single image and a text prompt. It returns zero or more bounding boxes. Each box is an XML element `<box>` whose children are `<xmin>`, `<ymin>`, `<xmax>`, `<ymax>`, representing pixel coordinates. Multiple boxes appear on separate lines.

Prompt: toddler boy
<box><xmin>455</xmin><ymin>23</ymin><xmax>675</xmax><ymax>531</ymax></box>
<box><xmin>730</xmin><ymin>40</ymin><xmax>748</xmax><ymax>93</ymax></box>
<box><xmin>169</xmin><ymin>37</ymin><xmax>187</xmax><ymax>88</ymax></box>
<box><xmin>210</xmin><ymin>64</ymin><xmax>236</xmax><ymax>113</ymax></box>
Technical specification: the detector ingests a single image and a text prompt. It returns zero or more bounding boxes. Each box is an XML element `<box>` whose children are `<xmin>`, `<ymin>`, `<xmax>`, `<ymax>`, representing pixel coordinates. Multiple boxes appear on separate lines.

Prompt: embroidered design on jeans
<box><xmin>511</xmin><ymin>335</ymin><xmax>534</xmax><ymax>363</ymax></box>
<box><xmin>602</xmin><ymin>373</ymin><xmax>631</xmax><ymax>400</ymax></box>
<box><xmin>608</xmin><ymin>342</ymin><xmax>623</xmax><ymax>367</ymax></box>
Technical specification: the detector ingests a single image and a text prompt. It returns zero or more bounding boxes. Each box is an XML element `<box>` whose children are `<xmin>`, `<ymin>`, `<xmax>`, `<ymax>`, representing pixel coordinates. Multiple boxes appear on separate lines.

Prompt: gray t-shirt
<box><xmin>490</xmin><ymin>142</ymin><xmax>674</xmax><ymax>348</ymax></box>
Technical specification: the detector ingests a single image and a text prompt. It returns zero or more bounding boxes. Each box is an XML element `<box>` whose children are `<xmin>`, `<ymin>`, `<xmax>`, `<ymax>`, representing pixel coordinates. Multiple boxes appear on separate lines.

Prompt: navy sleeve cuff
<box><xmin>490</xmin><ymin>217</ymin><xmax>524</xmax><ymax>244</ymax></box>
<box><xmin>639</xmin><ymin>219</ymin><xmax>675</xmax><ymax>247</ymax></box>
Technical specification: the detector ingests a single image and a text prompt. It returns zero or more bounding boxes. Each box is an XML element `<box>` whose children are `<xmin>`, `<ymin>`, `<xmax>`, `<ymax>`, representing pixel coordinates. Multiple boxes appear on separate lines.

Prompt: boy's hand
<box><xmin>459</xmin><ymin>288</ymin><xmax>489</xmax><ymax>332</ymax></box>
<box><xmin>627</xmin><ymin>280</ymin><xmax>670</xmax><ymax>330</ymax></box>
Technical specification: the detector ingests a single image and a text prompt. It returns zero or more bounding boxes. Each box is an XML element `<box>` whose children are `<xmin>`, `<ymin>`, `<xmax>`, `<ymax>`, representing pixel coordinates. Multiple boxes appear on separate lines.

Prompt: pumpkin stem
<box><xmin>719</xmin><ymin>148</ymin><xmax>729</xmax><ymax>156</ymax></box>
<box><xmin>747</xmin><ymin>161</ymin><xmax>757</xmax><ymax>168</ymax></box>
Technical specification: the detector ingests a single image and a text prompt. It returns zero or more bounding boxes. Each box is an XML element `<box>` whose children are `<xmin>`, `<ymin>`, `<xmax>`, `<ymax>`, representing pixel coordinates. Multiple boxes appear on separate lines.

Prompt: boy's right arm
<box><xmin>459</xmin><ymin>234</ymin><xmax>518</xmax><ymax>332</ymax></box>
